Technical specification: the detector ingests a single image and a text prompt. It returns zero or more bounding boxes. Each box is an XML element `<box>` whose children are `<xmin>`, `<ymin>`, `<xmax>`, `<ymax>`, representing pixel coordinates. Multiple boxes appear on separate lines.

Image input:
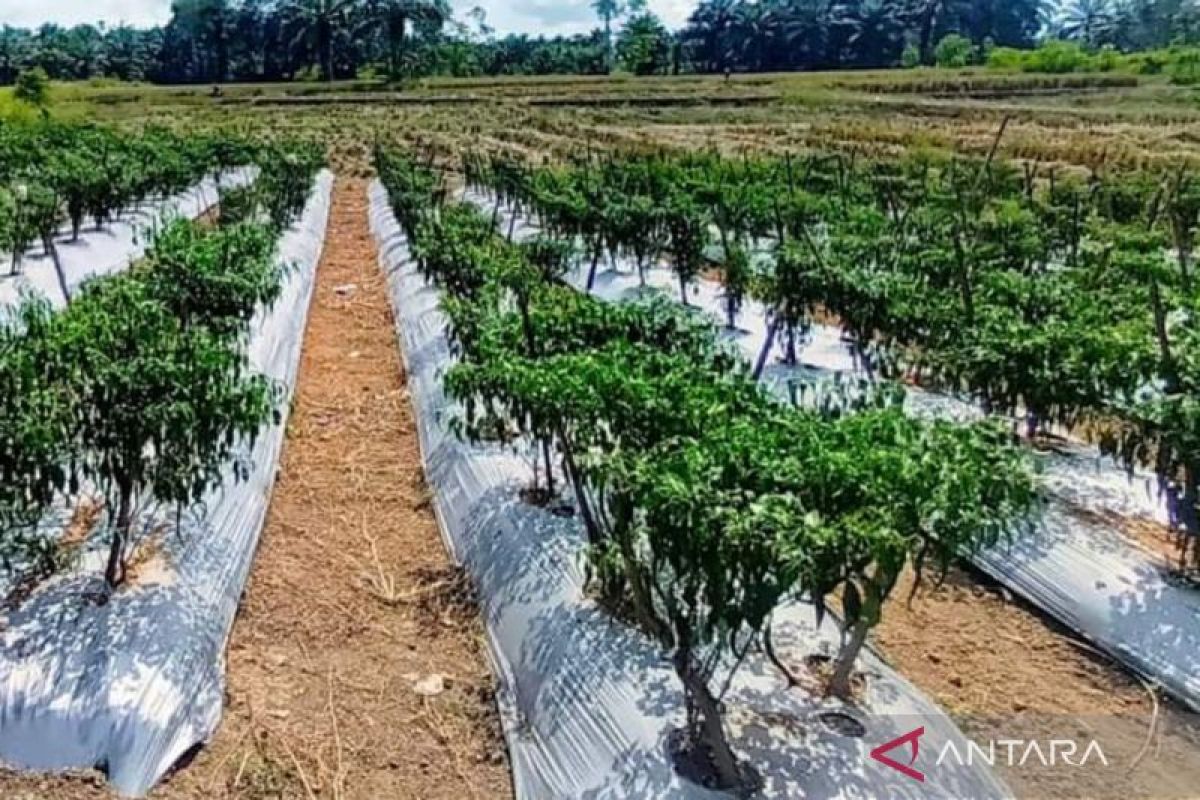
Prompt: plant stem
<box><xmin>105</xmin><ymin>479</ymin><xmax>134</xmax><ymax>589</ymax></box>
<box><xmin>753</xmin><ymin>319</ymin><xmax>778</xmax><ymax>380</ymax></box>
<box><xmin>673</xmin><ymin>643</ymin><xmax>743</xmax><ymax>790</ymax></box>
<box><xmin>830</xmin><ymin>617</ymin><xmax>870</xmax><ymax>699</ymax></box>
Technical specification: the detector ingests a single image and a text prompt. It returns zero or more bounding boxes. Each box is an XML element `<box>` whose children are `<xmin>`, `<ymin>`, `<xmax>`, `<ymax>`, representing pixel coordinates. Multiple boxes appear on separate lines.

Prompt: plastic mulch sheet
<box><xmin>371</xmin><ymin>182</ymin><xmax>1013</xmax><ymax>800</ymax></box>
<box><xmin>0</xmin><ymin>168</ymin><xmax>258</xmax><ymax>313</ymax></box>
<box><xmin>469</xmin><ymin>189</ymin><xmax>1200</xmax><ymax>716</ymax></box>
<box><xmin>0</xmin><ymin>170</ymin><xmax>333</xmax><ymax>797</ymax></box>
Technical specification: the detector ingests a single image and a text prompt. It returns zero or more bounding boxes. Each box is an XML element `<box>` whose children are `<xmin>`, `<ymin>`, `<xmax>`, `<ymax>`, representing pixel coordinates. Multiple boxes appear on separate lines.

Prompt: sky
<box><xmin>0</xmin><ymin>0</ymin><xmax>697</xmax><ymax>36</ymax></box>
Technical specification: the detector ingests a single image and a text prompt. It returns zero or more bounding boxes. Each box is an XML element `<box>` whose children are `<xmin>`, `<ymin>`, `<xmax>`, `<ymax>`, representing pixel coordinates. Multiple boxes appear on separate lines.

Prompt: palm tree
<box><xmin>903</xmin><ymin>0</ymin><xmax>972</xmax><ymax>63</ymax></box>
<box><xmin>773</xmin><ymin>0</ymin><xmax>835</xmax><ymax>71</ymax></box>
<box><xmin>169</xmin><ymin>0</ymin><xmax>232</xmax><ymax>82</ymax></box>
<box><xmin>849</xmin><ymin>0</ymin><xmax>902</xmax><ymax>65</ymax></box>
<box><xmin>592</xmin><ymin>0</ymin><xmax>626</xmax><ymax>72</ymax></box>
<box><xmin>282</xmin><ymin>0</ymin><xmax>362</xmax><ymax>81</ymax></box>
<box><xmin>731</xmin><ymin>2</ymin><xmax>777</xmax><ymax>72</ymax></box>
<box><xmin>681</xmin><ymin>0</ymin><xmax>738</xmax><ymax>72</ymax></box>
<box><xmin>371</xmin><ymin>0</ymin><xmax>450</xmax><ymax>78</ymax></box>
<box><xmin>0</xmin><ymin>28</ymin><xmax>34</xmax><ymax>84</ymax></box>
<box><xmin>969</xmin><ymin>0</ymin><xmax>1054</xmax><ymax>50</ymax></box>
<box><xmin>1057</xmin><ymin>0</ymin><xmax>1117</xmax><ymax>47</ymax></box>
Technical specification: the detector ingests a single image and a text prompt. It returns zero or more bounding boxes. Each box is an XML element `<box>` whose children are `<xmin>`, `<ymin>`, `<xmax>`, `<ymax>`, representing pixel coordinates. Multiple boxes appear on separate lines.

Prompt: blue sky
<box><xmin>0</xmin><ymin>0</ymin><xmax>696</xmax><ymax>36</ymax></box>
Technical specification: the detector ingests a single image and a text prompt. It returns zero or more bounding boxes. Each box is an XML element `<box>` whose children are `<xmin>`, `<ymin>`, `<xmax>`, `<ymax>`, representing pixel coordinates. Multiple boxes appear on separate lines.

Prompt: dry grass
<box><xmin>51</xmin><ymin>68</ymin><xmax>1200</xmax><ymax>176</ymax></box>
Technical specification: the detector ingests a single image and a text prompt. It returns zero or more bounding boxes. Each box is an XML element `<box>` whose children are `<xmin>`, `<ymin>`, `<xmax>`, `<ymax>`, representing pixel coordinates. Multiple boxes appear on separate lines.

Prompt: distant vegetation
<box><xmin>986</xmin><ymin>40</ymin><xmax>1200</xmax><ymax>82</ymax></box>
<box><xmin>0</xmin><ymin>0</ymin><xmax>1197</xmax><ymax>83</ymax></box>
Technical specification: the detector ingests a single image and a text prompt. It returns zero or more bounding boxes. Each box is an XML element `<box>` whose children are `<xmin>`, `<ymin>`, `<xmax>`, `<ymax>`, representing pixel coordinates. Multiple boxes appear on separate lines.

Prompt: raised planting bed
<box><xmin>0</xmin><ymin>171</ymin><xmax>333</xmax><ymax>798</ymax></box>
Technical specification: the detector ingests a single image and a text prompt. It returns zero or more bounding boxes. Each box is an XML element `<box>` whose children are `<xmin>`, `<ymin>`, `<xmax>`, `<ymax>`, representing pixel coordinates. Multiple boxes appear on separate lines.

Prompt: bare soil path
<box><xmin>874</xmin><ymin>567</ymin><xmax>1200</xmax><ymax>799</ymax></box>
<box><xmin>0</xmin><ymin>177</ymin><xmax>512</xmax><ymax>800</ymax></box>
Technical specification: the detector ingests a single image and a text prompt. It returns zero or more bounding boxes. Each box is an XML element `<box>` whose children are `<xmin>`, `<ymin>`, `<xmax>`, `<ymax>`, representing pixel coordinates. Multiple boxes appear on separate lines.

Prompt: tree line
<box><xmin>1</xmin><ymin>0</ymin><xmax>1198</xmax><ymax>84</ymax></box>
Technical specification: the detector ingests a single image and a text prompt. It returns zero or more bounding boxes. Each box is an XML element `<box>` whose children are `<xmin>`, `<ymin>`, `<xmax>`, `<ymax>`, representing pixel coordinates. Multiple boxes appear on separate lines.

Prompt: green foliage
<box><xmin>57</xmin><ymin>274</ymin><xmax>278</xmax><ymax>586</ymax></box>
<box><xmin>1056</xmin><ymin>0</ymin><xmax>1118</xmax><ymax>48</ymax></box>
<box><xmin>684</xmin><ymin>0</ymin><xmax>1043</xmax><ymax>72</ymax></box>
<box><xmin>1</xmin><ymin>0</ymin><xmax>1198</xmax><ymax>81</ymax></box>
<box><xmin>462</xmin><ymin>140</ymin><xmax>1200</xmax><ymax>575</ymax></box>
<box><xmin>987</xmin><ymin>39</ymin><xmax>1200</xmax><ymax>78</ymax></box>
<box><xmin>1094</xmin><ymin>43</ymin><xmax>1122</xmax><ymax>72</ymax></box>
<box><xmin>1018</xmin><ymin>39</ymin><xmax>1093</xmax><ymax>72</ymax></box>
<box><xmin>143</xmin><ymin>219</ymin><xmax>283</xmax><ymax>335</ymax></box>
<box><xmin>217</xmin><ymin>184</ymin><xmax>259</xmax><ymax>227</ymax></box>
<box><xmin>382</xmin><ymin>147</ymin><xmax>1037</xmax><ymax>788</ymax></box>
<box><xmin>0</xmin><ymin>299</ymin><xmax>75</xmax><ymax>531</ymax></box>
<box><xmin>662</xmin><ymin>195</ymin><xmax>708</xmax><ymax>304</ymax></box>
<box><xmin>0</xmin><ymin>0</ymin><xmax>1049</xmax><ymax>81</ymax></box>
<box><xmin>0</xmin><ymin>299</ymin><xmax>76</xmax><ymax>576</ymax></box>
<box><xmin>986</xmin><ymin>45</ymin><xmax>1027</xmax><ymax>70</ymax></box>
<box><xmin>1168</xmin><ymin>48</ymin><xmax>1200</xmax><ymax>84</ymax></box>
<box><xmin>934</xmin><ymin>34</ymin><xmax>975</xmax><ymax>68</ymax></box>
<box><xmin>0</xmin><ymin>122</ymin><xmax>261</xmax><ymax>283</ymax></box>
<box><xmin>0</xmin><ymin>127</ymin><xmax>318</xmax><ymax>590</ymax></box>
<box><xmin>247</xmin><ymin>139</ymin><xmax>326</xmax><ymax>230</ymax></box>
<box><xmin>13</xmin><ymin>68</ymin><xmax>49</xmax><ymax>109</ymax></box>
<box><xmin>616</xmin><ymin>12</ymin><xmax>673</xmax><ymax>76</ymax></box>
<box><xmin>376</xmin><ymin>144</ymin><xmax>447</xmax><ymax>238</ymax></box>
<box><xmin>1</xmin><ymin>182</ymin><xmax>49</xmax><ymax>274</ymax></box>
<box><xmin>0</xmin><ymin>220</ymin><xmax>287</xmax><ymax>587</ymax></box>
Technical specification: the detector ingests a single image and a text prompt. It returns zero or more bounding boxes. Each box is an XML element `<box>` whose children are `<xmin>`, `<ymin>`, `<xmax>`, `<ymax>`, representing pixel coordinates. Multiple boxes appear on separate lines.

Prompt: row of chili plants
<box><xmin>0</xmin><ymin>120</ymin><xmax>258</xmax><ymax>295</ymax></box>
<box><xmin>463</xmin><ymin>146</ymin><xmax>1200</xmax><ymax>569</ymax></box>
<box><xmin>0</xmin><ymin>139</ymin><xmax>323</xmax><ymax>590</ymax></box>
<box><xmin>378</xmin><ymin>147</ymin><xmax>1036</xmax><ymax>791</ymax></box>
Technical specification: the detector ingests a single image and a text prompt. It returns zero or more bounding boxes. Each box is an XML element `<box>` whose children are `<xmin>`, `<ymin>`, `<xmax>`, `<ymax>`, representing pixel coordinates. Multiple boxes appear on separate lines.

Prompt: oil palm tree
<box><xmin>592</xmin><ymin>0</ymin><xmax>626</xmax><ymax>72</ymax></box>
<box><xmin>903</xmin><ymin>0</ymin><xmax>972</xmax><ymax>63</ymax></box>
<box><xmin>370</xmin><ymin>0</ymin><xmax>450</xmax><ymax>78</ymax></box>
<box><xmin>773</xmin><ymin>0</ymin><xmax>835</xmax><ymax>71</ymax></box>
<box><xmin>681</xmin><ymin>0</ymin><xmax>738</xmax><ymax>72</ymax></box>
<box><xmin>1057</xmin><ymin>0</ymin><xmax>1117</xmax><ymax>47</ymax></box>
<box><xmin>731</xmin><ymin>1</ymin><xmax>778</xmax><ymax>72</ymax></box>
<box><xmin>282</xmin><ymin>0</ymin><xmax>362</xmax><ymax>81</ymax></box>
<box><xmin>851</xmin><ymin>0</ymin><xmax>908</xmax><ymax>66</ymax></box>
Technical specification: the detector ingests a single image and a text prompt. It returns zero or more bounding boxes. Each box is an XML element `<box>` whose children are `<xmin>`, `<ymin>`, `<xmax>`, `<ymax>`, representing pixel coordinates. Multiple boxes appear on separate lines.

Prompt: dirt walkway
<box><xmin>0</xmin><ymin>177</ymin><xmax>512</xmax><ymax>800</ymax></box>
<box><xmin>874</xmin><ymin>567</ymin><xmax>1200</xmax><ymax>799</ymax></box>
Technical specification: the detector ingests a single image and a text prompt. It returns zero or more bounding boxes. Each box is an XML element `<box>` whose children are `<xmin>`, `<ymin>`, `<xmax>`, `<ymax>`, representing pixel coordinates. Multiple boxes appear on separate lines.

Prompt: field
<box><xmin>51</xmin><ymin>68</ymin><xmax>1200</xmax><ymax>172</ymax></box>
<box><xmin>3</xmin><ymin>68</ymin><xmax>1200</xmax><ymax>799</ymax></box>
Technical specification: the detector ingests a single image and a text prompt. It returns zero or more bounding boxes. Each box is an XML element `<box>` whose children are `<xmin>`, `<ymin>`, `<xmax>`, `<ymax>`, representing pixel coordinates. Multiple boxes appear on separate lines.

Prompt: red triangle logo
<box><xmin>870</xmin><ymin>726</ymin><xmax>926</xmax><ymax>783</ymax></box>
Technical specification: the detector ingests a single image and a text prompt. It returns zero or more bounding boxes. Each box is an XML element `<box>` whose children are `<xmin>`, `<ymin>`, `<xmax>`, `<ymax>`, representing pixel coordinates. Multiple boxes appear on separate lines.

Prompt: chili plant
<box><xmin>52</xmin><ymin>276</ymin><xmax>279</xmax><ymax>588</ymax></box>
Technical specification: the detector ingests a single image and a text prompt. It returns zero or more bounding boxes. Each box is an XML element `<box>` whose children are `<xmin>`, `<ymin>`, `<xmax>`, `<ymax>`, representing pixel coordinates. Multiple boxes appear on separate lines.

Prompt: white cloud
<box><xmin>0</xmin><ymin>0</ymin><xmax>696</xmax><ymax>36</ymax></box>
<box><xmin>0</xmin><ymin>0</ymin><xmax>171</xmax><ymax>29</ymax></box>
<box><xmin>457</xmin><ymin>0</ymin><xmax>695</xmax><ymax>36</ymax></box>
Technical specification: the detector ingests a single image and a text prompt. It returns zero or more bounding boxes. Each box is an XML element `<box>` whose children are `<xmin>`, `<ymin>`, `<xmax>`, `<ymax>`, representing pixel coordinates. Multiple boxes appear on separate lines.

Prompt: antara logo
<box><xmin>869</xmin><ymin>726</ymin><xmax>1111</xmax><ymax>784</ymax></box>
<box><xmin>870</xmin><ymin>726</ymin><xmax>926</xmax><ymax>783</ymax></box>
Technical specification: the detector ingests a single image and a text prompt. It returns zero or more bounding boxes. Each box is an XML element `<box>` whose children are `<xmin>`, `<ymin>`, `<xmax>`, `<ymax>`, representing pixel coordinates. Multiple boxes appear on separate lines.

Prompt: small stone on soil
<box><xmin>412</xmin><ymin>673</ymin><xmax>447</xmax><ymax>696</ymax></box>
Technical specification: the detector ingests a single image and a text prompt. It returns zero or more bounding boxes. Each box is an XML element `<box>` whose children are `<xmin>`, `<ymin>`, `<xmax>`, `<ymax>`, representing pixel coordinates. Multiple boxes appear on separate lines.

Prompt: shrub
<box><xmin>901</xmin><ymin>44</ymin><xmax>921</xmax><ymax>69</ymax></box>
<box><xmin>218</xmin><ymin>184</ymin><xmax>258</xmax><ymax>227</ymax></box>
<box><xmin>987</xmin><ymin>46</ymin><xmax>1027</xmax><ymax>71</ymax></box>
<box><xmin>396</xmin><ymin>148</ymin><xmax>1039</xmax><ymax>792</ymax></box>
<box><xmin>1024</xmin><ymin>40</ymin><xmax>1092</xmax><ymax>73</ymax></box>
<box><xmin>1168</xmin><ymin>48</ymin><xmax>1200</xmax><ymax>85</ymax></box>
<box><xmin>0</xmin><ymin>298</ymin><xmax>75</xmax><ymax>538</ymax></box>
<box><xmin>1094</xmin><ymin>44</ymin><xmax>1122</xmax><ymax>72</ymax></box>
<box><xmin>984</xmin><ymin>41</ymin><xmax>1200</xmax><ymax>78</ymax></box>
<box><xmin>2</xmin><ymin>182</ymin><xmax>60</xmax><ymax>275</ymax></box>
<box><xmin>934</xmin><ymin>34</ymin><xmax>975</xmax><ymax>69</ymax></box>
<box><xmin>13</xmin><ymin>68</ymin><xmax>50</xmax><ymax>110</ymax></box>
